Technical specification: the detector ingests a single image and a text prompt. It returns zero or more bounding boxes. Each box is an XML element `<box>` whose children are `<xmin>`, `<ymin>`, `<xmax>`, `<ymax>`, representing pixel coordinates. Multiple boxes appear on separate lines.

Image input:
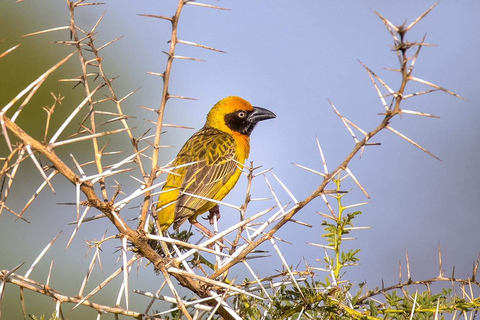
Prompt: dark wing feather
<box><xmin>173</xmin><ymin>127</ymin><xmax>238</xmax><ymax>228</ymax></box>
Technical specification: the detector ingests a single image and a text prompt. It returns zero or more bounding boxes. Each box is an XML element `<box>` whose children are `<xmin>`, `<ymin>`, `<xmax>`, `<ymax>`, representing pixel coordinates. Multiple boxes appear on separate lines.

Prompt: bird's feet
<box><xmin>206</xmin><ymin>204</ymin><xmax>221</xmax><ymax>225</ymax></box>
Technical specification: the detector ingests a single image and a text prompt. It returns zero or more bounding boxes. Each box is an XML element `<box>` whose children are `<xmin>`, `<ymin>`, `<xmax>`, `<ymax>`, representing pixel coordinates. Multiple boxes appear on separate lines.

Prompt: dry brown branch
<box><xmin>139</xmin><ymin>0</ymin><xmax>186</xmax><ymax>234</ymax></box>
<box><xmin>0</xmin><ymin>270</ymin><xmax>156</xmax><ymax>319</ymax></box>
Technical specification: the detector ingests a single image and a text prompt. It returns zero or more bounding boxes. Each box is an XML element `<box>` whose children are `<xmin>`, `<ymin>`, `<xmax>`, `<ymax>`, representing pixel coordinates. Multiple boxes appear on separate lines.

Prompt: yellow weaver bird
<box><xmin>156</xmin><ymin>96</ymin><xmax>276</xmax><ymax>236</ymax></box>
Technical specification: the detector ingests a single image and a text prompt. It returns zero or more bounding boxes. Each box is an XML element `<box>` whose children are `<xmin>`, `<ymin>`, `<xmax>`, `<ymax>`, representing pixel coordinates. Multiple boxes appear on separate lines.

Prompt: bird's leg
<box><xmin>206</xmin><ymin>204</ymin><xmax>221</xmax><ymax>225</ymax></box>
<box><xmin>191</xmin><ymin>220</ymin><xmax>216</xmax><ymax>238</ymax></box>
<box><xmin>191</xmin><ymin>219</ymin><xmax>224</xmax><ymax>250</ymax></box>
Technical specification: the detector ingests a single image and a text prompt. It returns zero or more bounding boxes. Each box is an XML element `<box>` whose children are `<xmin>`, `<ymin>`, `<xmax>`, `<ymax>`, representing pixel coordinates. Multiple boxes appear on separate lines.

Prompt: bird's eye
<box><xmin>237</xmin><ymin>111</ymin><xmax>247</xmax><ymax>118</ymax></box>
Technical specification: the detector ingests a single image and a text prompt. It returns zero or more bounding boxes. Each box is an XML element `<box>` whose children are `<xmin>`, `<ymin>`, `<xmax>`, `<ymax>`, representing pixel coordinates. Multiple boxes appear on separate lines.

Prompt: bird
<box><xmin>155</xmin><ymin>96</ymin><xmax>276</xmax><ymax>237</ymax></box>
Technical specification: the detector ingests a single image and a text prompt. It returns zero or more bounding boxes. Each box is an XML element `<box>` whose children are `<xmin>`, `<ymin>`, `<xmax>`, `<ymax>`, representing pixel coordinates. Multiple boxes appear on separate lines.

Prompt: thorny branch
<box><xmin>210</xmin><ymin>3</ymin><xmax>453</xmax><ymax>279</ymax></box>
<box><xmin>1</xmin><ymin>0</ymin><xmax>235</xmax><ymax>318</ymax></box>
<box><xmin>0</xmin><ymin>269</ymin><xmax>155</xmax><ymax>319</ymax></box>
<box><xmin>138</xmin><ymin>0</ymin><xmax>184</xmax><ymax>234</ymax></box>
<box><xmin>0</xmin><ymin>1</ymin><xmax>470</xmax><ymax>319</ymax></box>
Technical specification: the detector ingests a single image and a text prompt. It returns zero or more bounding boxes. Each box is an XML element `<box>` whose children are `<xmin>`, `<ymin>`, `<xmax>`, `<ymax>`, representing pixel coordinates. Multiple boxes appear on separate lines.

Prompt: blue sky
<box><xmin>1</xmin><ymin>0</ymin><xmax>480</xmax><ymax>317</ymax></box>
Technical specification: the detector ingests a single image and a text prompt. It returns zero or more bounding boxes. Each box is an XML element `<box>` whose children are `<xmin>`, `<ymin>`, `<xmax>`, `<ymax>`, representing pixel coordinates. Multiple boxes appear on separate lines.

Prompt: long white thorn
<box><xmin>410</xmin><ymin>76</ymin><xmax>465</xmax><ymax>100</ymax></box>
<box><xmin>400</xmin><ymin>109</ymin><xmax>439</xmax><ymax>118</ymax></box>
<box><xmin>0</xmin><ymin>43</ymin><xmax>21</xmax><ymax>59</ymax></box>
<box><xmin>270</xmin><ymin>238</ymin><xmax>305</xmax><ymax>299</ymax></box>
<box><xmin>22</xmin><ymin>26</ymin><xmax>70</xmax><ymax>37</ymax></box>
<box><xmin>122</xmin><ymin>237</ymin><xmax>129</xmax><ymax>310</ymax></box>
<box><xmin>66</xmin><ymin>207</ymin><xmax>90</xmax><ymax>250</ymax></box>
<box><xmin>405</xmin><ymin>1</ymin><xmax>439</xmax><ymax>32</ymax></box>
<box><xmin>179</xmin><ymin>190</ymin><xmax>241</xmax><ymax>211</ymax></box>
<box><xmin>49</xmin><ymin>85</ymin><xmax>102</xmax><ymax>144</ymax></box>
<box><xmin>329</xmin><ymin>100</ymin><xmax>360</xmax><ymax>143</ymax></box>
<box><xmin>344</xmin><ymin>167</ymin><xmax>370</xmax><ymax>199</ymax></box>
<box><xmin>271</xmin><ymin>172</ymin><xmax>298</xmax><ymax>204</ymax></box>
<box><xmin>292</xmin><ymin>162</ymin><xmax>326</xmax><ymax>177</ymax></box>
<box><xmin>386</xmin><ymin>126</ymin><xmax>441</xmax><ymax>161</ymax></box>
<box><xmin>409</xmin><ymin>291</ymin><xmax>418</xmax><ymax>320</ymax></box>
<box><xmin>25</xmin><ymin>232</ymin><xmax>61</xmax><ymax>278</ymax></box>
<box><xmin>73</xmin><ymin>257</ymin><xmax>138</xmax><ymax>310</ymax></box>
<box><xmin>316</xmin><ymin>136</ymin><xmax>328</xmax><ymax>174</ymax></box>
<box><xmin>185</xmin><ymin>2</ymin><xmax>230</xmax><ymax>10</ymax></box>
<box><xmin>320</xmin><ymin>193</ymin><xmax>336</xmax><ymax>217</ymax></box>
<box><xmin>51</xmin><ymin>127</ymin><xmax>132</xmax><ymax>148</ymax></box>
<box><xmin>242</xmin><ymin>260</ymin><xmax>272</xmax><ymax>301</ymax></box>
<box><xmin>25</xmin><ymin>145</ymin><xmax>55</xmax><ymax>193</ymax></box>
<box><xmin>0</xmin><ymin>115</ymin><xmax>13</xmax><ymax>151</ymax></box>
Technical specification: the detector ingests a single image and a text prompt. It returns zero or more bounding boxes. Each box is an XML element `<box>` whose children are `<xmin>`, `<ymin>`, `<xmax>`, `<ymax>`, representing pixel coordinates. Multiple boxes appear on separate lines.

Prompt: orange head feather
<box><xmin>205</xmin><ymin>96</ymin><xmax>276</xmax><ymax>136</ymax></box>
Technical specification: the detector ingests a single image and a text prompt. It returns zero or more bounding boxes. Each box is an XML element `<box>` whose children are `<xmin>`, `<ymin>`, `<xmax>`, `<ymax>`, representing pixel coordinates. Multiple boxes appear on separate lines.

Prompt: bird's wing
<box><xmin>173</xmin><ymin>128</ymin><xmax>239</xmax><ymax>228</ymax></box>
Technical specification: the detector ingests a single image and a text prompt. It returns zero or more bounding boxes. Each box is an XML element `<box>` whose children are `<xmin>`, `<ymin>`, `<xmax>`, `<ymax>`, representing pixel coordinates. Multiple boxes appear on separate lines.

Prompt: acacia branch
<box><xmin>67</xmin><ymin>0</ymin><xmax>109</xmax><ymax>202</ymax></box>
<box><xmin>72</xmin><ymin>3</ymin><xmax>148</xmax><ymax>180</ymax></box>
<box><xmin>0</xmin><ymin>270</ymin><xmax>158</xmax><ymax>319</ymax></box>
<box><xmin>210</xmin><ymin>114</ymin><xmax>395</xmax><ymax>278</ymax></box>
<box><xmin>1</xmin><ymin>2</ymin><xmax>463</xmax><ymax>319</ymax></box>
<box><xmin>2</xmin><ymin>112</ymin><xmax>236</xmax><ymax>319</ymax></box>
<box><xmin>137</xmin><ymin>0</ymin><xmax>185</xmax><ymax>232</ymax></box>
<box><xmin>209</xmin><ymin>8</ymin><xmax>451</xmax><ymax>279</ymax></box>
<box><xmin>357</xmin><ymin>275</ymin><xmax>480</xmax><ymax>304</ymax></box>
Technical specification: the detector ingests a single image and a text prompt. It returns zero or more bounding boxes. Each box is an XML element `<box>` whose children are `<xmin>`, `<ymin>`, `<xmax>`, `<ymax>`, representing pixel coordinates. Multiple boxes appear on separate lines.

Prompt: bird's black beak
<box><xmin>248</xmin><ymin>106</ymin><xmax>276</xmax><ymax>123</ymax></box>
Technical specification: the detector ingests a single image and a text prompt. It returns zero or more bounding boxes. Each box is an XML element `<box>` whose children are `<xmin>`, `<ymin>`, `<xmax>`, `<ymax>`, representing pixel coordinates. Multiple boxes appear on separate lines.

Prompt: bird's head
<box><xmin>206</xmin><ymin>96</ymin><xmax>276</xmax><ymax>136</ymax></box>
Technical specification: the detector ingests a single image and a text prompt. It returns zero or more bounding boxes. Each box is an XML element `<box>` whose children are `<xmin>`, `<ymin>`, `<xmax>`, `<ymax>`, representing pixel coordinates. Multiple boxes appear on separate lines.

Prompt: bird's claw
<box><xmin>205</xmin><ymin>204</ymin><xmax>221</xmax><ymax>225</ymax></box>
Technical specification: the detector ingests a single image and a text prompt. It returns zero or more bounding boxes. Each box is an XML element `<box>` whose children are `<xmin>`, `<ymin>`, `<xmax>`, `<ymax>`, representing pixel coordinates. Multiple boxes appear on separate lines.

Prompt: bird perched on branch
<box><xmin>156</xmin><ymin>96</ymin><xmax>276</xmax><ymax>237</ymax></box>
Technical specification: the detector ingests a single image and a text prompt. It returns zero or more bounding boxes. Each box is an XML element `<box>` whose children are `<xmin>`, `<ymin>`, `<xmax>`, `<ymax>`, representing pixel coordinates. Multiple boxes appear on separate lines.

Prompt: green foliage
<box><xmin>147</xmin><ymin>223</ymin><xmax>194</xmax><ymax>257</ymax></box>
<box><xmin>161</xmin><ymin>300</ymin><xmax>183</xmax><ymax>320</ymax></box>
<box><xmin>322</xmin><ymin>176</ymin><xmax>362</xmax><ymax>280</ymax></box>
